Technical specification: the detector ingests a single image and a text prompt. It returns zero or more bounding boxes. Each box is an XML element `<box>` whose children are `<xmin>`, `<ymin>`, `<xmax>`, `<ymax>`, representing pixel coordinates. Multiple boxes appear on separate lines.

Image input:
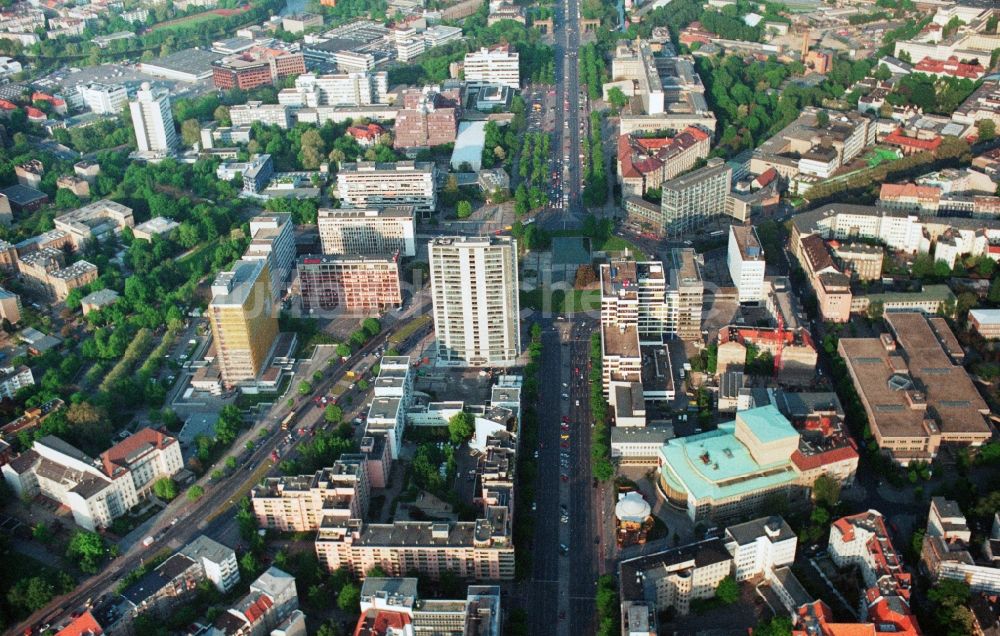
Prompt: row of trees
<box><xmin>518</xmin><ymin>132</ymin><xmax>552</xmax><ymax>188</ymax></box>
<box><xmin>578</xmin><ymin>43</ymin><xmax>607</xmax><ymax>101</ymax></box>
<box><xmin>589</xmin><ymin>332</ymin><xmax>614</xmax><ymax>481</ymax></box>
<box><xmin>582</xmin><ymin>111</ymin><xmax>608</xmax><ymax>207</ymax></box>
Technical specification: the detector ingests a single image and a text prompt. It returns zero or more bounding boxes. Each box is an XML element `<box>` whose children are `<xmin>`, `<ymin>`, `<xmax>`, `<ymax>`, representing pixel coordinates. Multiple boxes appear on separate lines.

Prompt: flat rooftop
<box><xmin>838</xmin><ymin>312</ymin><xmax>990</xmax><ymax>440</ymax></box>
<box><xmin>731</xmin><ymin>225</ymin><xmax>764</xmax><ymax>261</ymax></box>
<box><xmin>603</xmin><ymin>323</ymin><xmax>641</xmax><ymax>359</ymax></box>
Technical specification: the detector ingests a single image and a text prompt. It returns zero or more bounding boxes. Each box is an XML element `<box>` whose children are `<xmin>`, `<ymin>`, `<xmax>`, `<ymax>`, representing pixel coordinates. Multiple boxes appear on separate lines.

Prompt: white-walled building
<box><xmin>463</xmin><ymin>45</ymin><xmax>520</xmax><ymax>89</ymax></box>
<box><xmin>727</xmin><ymin>225</ymin><xmax>766</xmax><ymax>304</ymax></box>
<box><xmin>180</xmin><ymin>535</ymin><xmax>241</xmax><ymax>593</ymax></box>
<box><xmin>429</xmin><ymin>236</ymin><xmax>521</xmax><ymax>367</ymax></box>
<box><xmin>80</xmin><ymin>82</ymin><xmax>128</xmax><ymax>115</ymax></box>
<box><xmin>724</xmin><ymin>516</ymin><xmax>797</xmax><ymax>581</ymax></box>
<box><xmin>317</xmin><ymin>207</ymin><xmax>416</xmax><ymax>257</ymax></box>
<box><xmin>242</xmin><ymin>214</ymin><xmax>296</xmax><ymax>301</ymax></box>
<box><xmin>2</xmin><ymin>429</ymin><xmax>183</xmax><ymax>531</ymax></box>
<box><xmin>129</xmin><ymin>82</ymin><xmax>178</xmax><ymax>155</ymax></box>
<box><xmin>336</xmin><ymin>162</ymin><xmax>437</xmax><ymax>215</ymax></box>
<box><xmin>921</xmin><ymin>497</ymin><xmax>1000</xmax><ymax>594</ymax></box>
<box><xmin>279</xmin><ymin>72</ymin><xmax>389</xmax><ymax>108</ymax></box>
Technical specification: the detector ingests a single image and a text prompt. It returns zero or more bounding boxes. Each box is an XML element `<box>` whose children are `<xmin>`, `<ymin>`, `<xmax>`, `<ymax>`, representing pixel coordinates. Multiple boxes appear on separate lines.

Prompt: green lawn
<box><xmin>152</xmin><ymin>12</ymin><xmax>223</xmax><ymax>31</ymax></box>
<box><xmin>595</xmin><ymin>235</ymin><xmax>649</xmax><ymax>260</ymax></box>
<box><xmin>388</xmin><ymin>314</ymin><xmax>432</xmax><ymax>346</ymax></box>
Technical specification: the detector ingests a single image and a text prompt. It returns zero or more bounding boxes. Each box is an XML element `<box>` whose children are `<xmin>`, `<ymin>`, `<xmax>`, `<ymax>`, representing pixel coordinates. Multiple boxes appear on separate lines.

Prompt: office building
<box><xmin>669</xmin><ymin>248</ymin><xmax>704</xmax><ymax>341</ymax></box>
<box><xmin>429</xmin><ymin>236</ymin><xmax>520</xmax><ymax>367</ymax></box>
<box><xmin>242</xmin><ymin>214</ymin><xmax>295</xmax><ymax>301</ymax></box>
<box><xmin>317</xmin><ymin>206</ymin><xmax>416</xmax><ymax>257</ymax></box>
<box><xmin>727</xmin><ymin>225</ymin><xmax>766</xmax><ymax>304</ymax></box>
<box><xmin>394</xmin><ymin>100</ymin><xmax>458</xmax><ymax>148</ymax></box>
<box><xmin>828</xmin><ymin>510</ymin><xmax>921</xmax><ymax>632</ymax></box>
<box><xmin>298</xmin><ymin>254</ymin><xmax>403</xmax><ymax>311</ymax></box>
<box><xmin>208</xmin><ymin>259</ymin><xmax>279</xmax><ymax>387</ymax></box>
<box><xmin>278</xmin><ymin>72</ymin><xmax>389</xmax><ymax>108</ymax></box>
<box><xmin>659</xmin><ymin>159</ymin><xmax>732</xmax><ymax>236</ymax></box>
<box><xmin>129</xmin><ymin>82</ymin><xmax>178</xmax><ymax>155</ymax></box>
<box><xmin>838</xmin><ymin>312</ymin><xmax>992</xmax><ymax>465</ymax></box>
<box><xmin>212</xmin><ymin>48</ymin><xmax>305</xmax><ymax>90</ymax></box>
<box><xmin>463</xmin><ymin>45</ymin><xmax>520</xmax><ymax>89</ymax></box>
<box><xmin>751</xmin><ymin>108</ymin><xmax>875</xmax><ymax>179</ymax></box>
<box><xmin>79</xmin><ymin>82</ymin><xmax>127</xmax><ymax>115</ymax></box>
<box><xmin>133</xmin><ymin>217</ymin><xmax>180</xmax><ymax>242</ymax></box>
<box><xmin>337</xmin><ymin>162</ymin><xmax>436</xmax><ymax>215</ymax></box>
<box><xmin>54</xmin><ymin>199</ymin><xmax>134</xmax><ymax>249</ymax></box>
<box><xmin>14</xmin><ymin>160</ymin><xmax>42</xmax><ymax>188</ymax></box>
<box><xmin>2</xmin><ymin>428</ymin><xmax>183</xmax><ymax>531</ymax></box>
<box><xmin>229</xmin><ymin>101</ymin><xmax>293</xmax><ymax>129</ymax></box>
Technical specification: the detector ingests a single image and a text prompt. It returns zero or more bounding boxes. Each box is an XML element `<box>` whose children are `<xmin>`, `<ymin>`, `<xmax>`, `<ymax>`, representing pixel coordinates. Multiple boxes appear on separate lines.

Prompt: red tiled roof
<box><xmin>879</xmin><ymin>183</ymin><xmax>941</xmax><ymax>202</ymax></box>
<box><xmin>914</xmin><ymin>56</ymin><xmax>985</xmax><ymax>79</ymax></box>
<box><xmin>0</xmin><ymin>99</ymin><xmax>15</xmax><ymax>110</ymax></box>
<box><xmin>790</xmin><ymin>445</ymin><xmax>859</xmax><ymax>471</ymax></box>
<box><xmin>883</xmin><ymin>129</ymin><xmax>942</xmax><ymax>152</ymax></box>
<box><xmin>754</xmin><ymin>167</ymin><xmax>778</xmax><ymax>188</ymax></box>
<box><xmin>56</xmin><ymin>611</ymin><xmax>104</xmax><ymax>636</ymax></box>
<box><xmin>353</xmin><ymin>609</ymin><xmax>412</xmax><ymax>636</ymax></box>
<box><xmin>99</xmin><ymin>428</ymin><xmax>176</xmax><ymax>478</ymax></box>
<box><xmin>243</xmin><ymin>593</ymin><xmax>273</xmax><ymax>623</ymax></box>
<box><xmin>25</xmin><ymin>106</ymin><xmax>45</xmax><ymax>119</ymax></box>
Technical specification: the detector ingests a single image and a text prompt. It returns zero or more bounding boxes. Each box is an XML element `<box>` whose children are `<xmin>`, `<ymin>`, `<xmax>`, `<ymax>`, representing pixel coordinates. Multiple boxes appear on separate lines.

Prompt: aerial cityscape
<box><xmin>0</xmin><ymin>0</ymin><xmax>999</xmax><ymax>634</ymax></box>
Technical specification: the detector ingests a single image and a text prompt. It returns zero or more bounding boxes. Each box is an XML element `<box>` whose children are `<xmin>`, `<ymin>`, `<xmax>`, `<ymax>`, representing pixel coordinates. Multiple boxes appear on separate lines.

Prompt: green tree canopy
<box><xmin>448</xmin><ymin>411</ymin><xmax>475</xmax><ymax>445</ymax></box>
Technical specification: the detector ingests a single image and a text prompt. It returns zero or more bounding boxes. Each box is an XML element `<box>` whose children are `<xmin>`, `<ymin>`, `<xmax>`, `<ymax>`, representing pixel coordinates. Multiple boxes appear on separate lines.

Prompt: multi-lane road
<box><xmin>11</xmin><ymin>310</ymin><xmax>430</xmax><ymax>635</ymax></box>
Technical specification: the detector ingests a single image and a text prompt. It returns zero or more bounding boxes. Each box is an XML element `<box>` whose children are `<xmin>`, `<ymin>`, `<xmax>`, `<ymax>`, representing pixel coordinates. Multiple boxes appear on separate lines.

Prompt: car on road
<box><xmin>561</xmin><ymin>393</ymin><xmax>569</xmax><ymax>399</ymax></box>
<box><xmin>560</xmin><ymin>474</ymin><xmax>568</xmax><ymax>482</ymax></box>
<box><xmin>561</xmin><ymin>416</ymin><xmax>569</xmax><ymax>423</ymax></box>
<box><xmin>559</xmin><ymin>543</ymin><xmax>569</xmax><ymax>554</ymax></box>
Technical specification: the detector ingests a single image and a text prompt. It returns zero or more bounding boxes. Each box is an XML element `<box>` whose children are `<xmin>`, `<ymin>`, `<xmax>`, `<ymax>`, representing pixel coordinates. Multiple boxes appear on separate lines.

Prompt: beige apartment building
<box><xmin>54</xmin><ymin>199</ymin><xmax>134</xmax><ymax>249</ymax></box>
<box><xmin>208</xmin><ymin>259</ymin><xmax>279</xmax><ymax>387</ymax></box>
<box><xmin>317</xmin><ymin>207</ymin><xmax>416</xmax><ymax>257</ymax></box>
<box><xmin>298</xmin><ymin>254</ymin><xmax>402</xmax><ymax>312</ymax></box>
<box><xmin>315</xmin><ymin>514</ymin><xmax>515</xmax><ymax>581</ymax></box>
<box><xmin>252</xmin><ymin>456</ymin><xmax>370</xmax><ymax>532</ymax></box>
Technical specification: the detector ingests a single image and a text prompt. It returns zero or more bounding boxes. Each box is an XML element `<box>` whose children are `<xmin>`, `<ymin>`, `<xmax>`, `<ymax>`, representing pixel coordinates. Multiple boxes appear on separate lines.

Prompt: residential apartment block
<box><xmin>394</xmin><ymin>88</ymin><xmax>459</xmax><ymax>149</ymax></box>
<box><xmin>2</xmin><ymin>428</ymin><xmax>183</xmax><ymax>530</ymax></box>
<box><xmin>838</xmin><ymin>312</ymin><xmax>992</xmax><ymax>465</ymax></box>
<box><xmin>18</xmin><ymin>249</ymin><xmax>99</xmax><ymax>301</ymax></box>
<box><xmin>337</xmin><ymin>162</ymin><xmax>437</xmax><ymax>215</ymax></box>
<box><xmin>727</xmin><ymin>225</ymin><xmax>766</xmax><ymax>304</ymax></box>
<box><xmin>828</xmin><ymin>510</ymin><xmax>921</xmax><ymax>633</ymax></box>
<box><xmin>920</xmin><ymin>497</ymin><xmax>1000</xmax><ymax>594</ymax></box>
<box><xmin>208</xmin><ymin>259</ymin><xmax>279</xmax><ymax>388</ymax></box>
<box><xmin>298</xmin><ymin>254</ymin><xmax>402</xmax><ymax>311</ymax></box>
<box><xmin>429</xmin><ymin>236</ymin><xmax>520</xmax><ymax>367</ymax></box>
<box><xmin>724</xmin><ymin>516</ymin><xmax>797</xmax><ymax>582</ymax></box>
<box><xmin>179</xmin><ymin>534</ymin><xmax>241</xmax><ymax>593</ymax></box>
<box><xmin>619</xmin><ymin>539</ymin><xmax>733</xmax><ymax>618</ymax></box>
<box><xmin>252</xmin><ymin>456</ymin><xmax>371</xmax><ymax>533</ymax></box>
<box><xmin>317</xmin><ymin>206</ymin><xmax>416</xmax><ymax>257</ymax></box>
<box><xmin>129</xmin><ymin>83</ymin><xmax>178</xmax><ymax>155</ymax></box>
<box><xmin>0</xmin><ymin>365</ymin><xmax>33</xmax><ymax>399</ymax></box>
